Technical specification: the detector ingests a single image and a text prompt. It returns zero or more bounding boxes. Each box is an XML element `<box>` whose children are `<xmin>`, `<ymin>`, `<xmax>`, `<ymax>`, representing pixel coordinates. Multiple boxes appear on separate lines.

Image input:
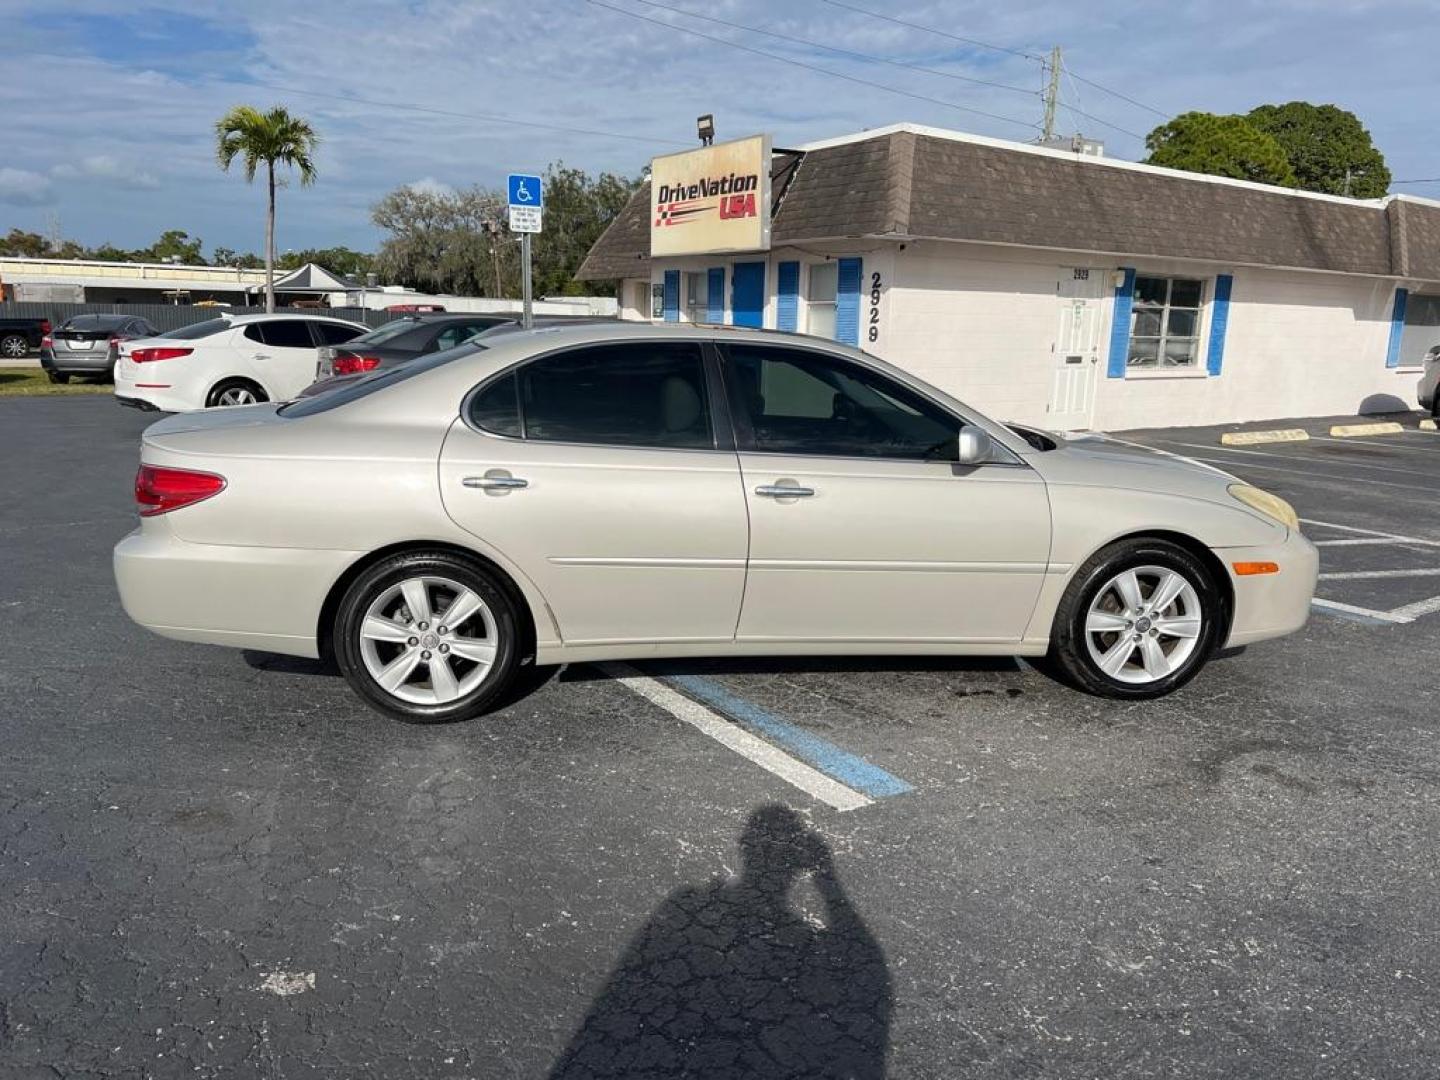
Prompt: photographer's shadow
<box><xmin>550</xmin><ymin>805</ymin><xmax>891</xmax><ymax>1079</ymax></box>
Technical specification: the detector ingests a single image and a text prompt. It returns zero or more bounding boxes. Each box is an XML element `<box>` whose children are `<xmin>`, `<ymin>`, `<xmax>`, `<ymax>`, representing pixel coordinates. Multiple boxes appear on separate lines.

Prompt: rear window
<box><xmin>355</xmin><ymin>318</ymin><xmax>423</xmax><ymax>346</ymax></box>
<box><xmin>61</xmin><ymin>314</ymin><xmax>128</xmax><ymax>332</ymax></box>
<box><xmin>279</xmin><ymin>341</ymin><xmax>487</xmax><ymax>417</ymax></box>
<box><xmin>162</xmin><ymin>318</ymin><xmax>232</xmax><ymax>340</ymax></box>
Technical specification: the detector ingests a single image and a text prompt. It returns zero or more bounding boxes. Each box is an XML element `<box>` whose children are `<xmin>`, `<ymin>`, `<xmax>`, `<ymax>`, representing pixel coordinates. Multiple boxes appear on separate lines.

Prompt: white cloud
<box><xmin>51</xmin><ymin>154</ymin><xmax>161</xmax><ymax>190</ymax></box>
<box><xmin>0</xmin><ymin>168</ymin><xmax>54</xmax><ymax>206</ymax></box>
<box><xmin>405</xmin><ymin>176</ymin><xmax>456</xmax><ymax>198</ymax></box>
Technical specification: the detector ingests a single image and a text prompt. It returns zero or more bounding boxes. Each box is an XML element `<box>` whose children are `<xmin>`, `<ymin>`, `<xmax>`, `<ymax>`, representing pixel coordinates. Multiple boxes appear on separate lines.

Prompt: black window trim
<box><xmin>459</xmin><ymin>338</ymin><xmax>736</xmax><ymax>454</ymax></box>
<box><xmin>714</xmin><ymin>340</ymin><xmax>1026</xmax><ymax>469</ymax></box>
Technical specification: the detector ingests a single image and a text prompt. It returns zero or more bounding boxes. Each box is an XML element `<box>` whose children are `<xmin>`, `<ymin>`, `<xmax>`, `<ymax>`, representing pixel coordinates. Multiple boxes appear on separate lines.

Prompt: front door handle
<box><xmin>463</xmin><ymin>474</ymin><xmax>529</xmax><ymax>490</ymax></box>
<box><xmin>755</xmin><ymin>483</ymin><xmax>815</xmax><ymax>498</ymax></box>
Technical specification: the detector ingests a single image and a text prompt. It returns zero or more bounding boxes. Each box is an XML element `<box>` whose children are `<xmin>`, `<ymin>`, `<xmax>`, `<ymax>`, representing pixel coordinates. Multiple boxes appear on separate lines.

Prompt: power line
<box><xmin>586</xmin><ymin>0</ymin><xmax>1041</xmax><ymax>131</ymax></box>
<box><xmin>1057</xmin><ymin>58</ymin><xmax>1145</xmax><ymax>141</ymax></box>
<box><xmin>817</xmin><ymin>0</ymin><xmax>1046</xmax><ymax>63</ymax></box>
<box><xmin>820</xmin><ymin>0</ymin><xmax>1170</xmax><ymax>121</ymax></box>
<box><xmin>626</xmin><ymin>0</ymin><xmax>1037</xmax><ymax>96</ymax></box>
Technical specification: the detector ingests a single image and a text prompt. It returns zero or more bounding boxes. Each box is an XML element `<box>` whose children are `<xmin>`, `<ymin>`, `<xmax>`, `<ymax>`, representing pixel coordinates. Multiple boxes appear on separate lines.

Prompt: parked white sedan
<box><xmin>114</xmin><ymin>324</ymin><xmax>1318</xmax><ymax>722</ymax></box>
<box><xmin>114</xmin><ymin>313</ymin><xmax>367</xmax><ymax>411</ymax></box>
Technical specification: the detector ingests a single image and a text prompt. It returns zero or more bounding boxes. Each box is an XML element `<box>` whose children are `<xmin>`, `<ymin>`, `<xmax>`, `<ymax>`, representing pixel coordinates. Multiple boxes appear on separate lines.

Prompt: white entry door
<box><xmin>1047</xmin><ymin>267</ymin><xmax>1107</xmax><ymax>430</ymax></box>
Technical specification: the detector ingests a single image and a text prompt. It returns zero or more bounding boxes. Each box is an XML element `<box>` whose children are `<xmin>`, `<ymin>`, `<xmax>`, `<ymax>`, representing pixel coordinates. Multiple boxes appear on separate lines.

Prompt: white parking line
<box><xmin>1318</xmin><ymin>568</ymin><xmax>1440</xmax><ymax>580</ymax></box>
<box><xmin>1308</xmin><ymin>434</ymin><xmax>1440</xmax><ymax>453</ymax></box>
<box><xmin>599</xmin><ymin>662</ymin><xmax>874</xmax><ymax>812</ymax></box>
<box><xmin>1389</xmin><ymin>595</ymin><xmax>1440</xmax><ymax>621</ymax></box>
<box><xmin>1301</xmin><ymin>519</ymin><xmax>1440</xmax><ymax>546</ymax></box>
<box><xmin>1310</xmin><ymin>598</ymin><xmax>1414</xmax><ymax>625</ymax></box>
<box><xmin>1164</xmin><ymin>442</ymin><xmax>1439</xmax><ymax>482</ymax></box>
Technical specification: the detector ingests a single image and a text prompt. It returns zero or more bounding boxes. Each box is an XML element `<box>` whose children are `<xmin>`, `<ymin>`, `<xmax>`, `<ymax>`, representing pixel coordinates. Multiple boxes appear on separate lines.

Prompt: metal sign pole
<box><xmin>521</xmin><ymin>232</ymin><xmax>533</xmax><ymax>330</ymax></box>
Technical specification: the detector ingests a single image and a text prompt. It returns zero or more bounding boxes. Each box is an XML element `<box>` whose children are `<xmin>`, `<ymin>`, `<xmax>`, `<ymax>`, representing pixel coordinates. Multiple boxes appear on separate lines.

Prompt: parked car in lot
<box><xmin>0</xmin><ymin>315</ymin><xmax>52</xmax><ymax>359</ymax></box>
<box><xmin>1417</xmin><ymin>344</ymin><xmax>1440</xmax><ymax>416</ymax></box>
<box><xmin>114</xmin><ymin>324</ymin><xmax>1318</xmax><ymax>723</ymax></box>
<box><xmin>114</xmin><ymin>313</ymin><xmax>367</xmax><ymax>411</ymax></box>
<box><xmin>40</xmin><ymin>313</ymin><xmax>161</xmax><ymax>383</ymax></box>
<box><xmin>302</xmin><ymin>313</ymin><xmax>514</xmax><ymax>397</ymax></box>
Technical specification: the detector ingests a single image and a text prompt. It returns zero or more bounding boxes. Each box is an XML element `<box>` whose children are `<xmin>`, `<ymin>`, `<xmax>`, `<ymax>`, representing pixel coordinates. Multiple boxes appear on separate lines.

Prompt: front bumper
<box><xmin>1221</xmin><ymin>528</ymin><xmax>1320</xmax><ymax>647</ymax></box>
<box><xmin>114</xmin><ymin>523</ymin><xmax>361</xmax><ymax>658</ymax></box>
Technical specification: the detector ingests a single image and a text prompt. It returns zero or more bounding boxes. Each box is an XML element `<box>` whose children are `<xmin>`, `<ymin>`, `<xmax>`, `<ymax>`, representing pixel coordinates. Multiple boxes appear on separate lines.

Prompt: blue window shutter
<box><xmin>836</xmin><ymin>257</ymin><xmax>862</xmax><ymax>346</ymax></box>
<box><xmin>706</xmin><ymin>267</ymin><xmax>724</xmax><ymax>323</ymax></box>
<box><xmin>1205</xmin><ymin>274</ymin><xmax>1233</xmax><ymax>377</ymax></box>
<box><xmin>731</xmin><ymin>262</ymin><xmax>765</xmax><ymax>327</ymax></box>
<box><xmin>662</xmin><ymin>270</ymin><xmax>679</xmax><ymax>323</ymax></box>
<box><xmin>776</xmin><ymin>261</ymin><xmax>800</xmax><ymax>332</ymax></box>
<box><xmin>1386</xmin><ymin>287</ymin><xmax>1409</xmax><ymax>368</ymax></box>
<box><xmin>1106</xmin><ymin>268</ymin><xmax>1136</xmax><ymax>378</ymax></box>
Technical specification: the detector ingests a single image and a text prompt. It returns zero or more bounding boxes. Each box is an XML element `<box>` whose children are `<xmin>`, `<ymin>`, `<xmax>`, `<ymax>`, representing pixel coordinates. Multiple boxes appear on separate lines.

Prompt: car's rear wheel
<box><xmin>1050</xmin><ymin>538</ymin><xmax>1222</xmax><ymax>699</ymax></box>
<box><xmin>46</xmin><ymin>371</ymin><xmax>69</xmax><ymax>385</ymax></box>
<box><xmin>334</xmin><ymin>552</ymin><xmax>520</xmax><ymax>723</ymax></box>
<box><xmin>207</xmin><ymin>378</ymin><xmax>267</xmax><ymax>408</ymax></box>
<box><xmin>1</xmin><ymin>334</ymin><xmax>28</xmax><ymax>359</ymax></box>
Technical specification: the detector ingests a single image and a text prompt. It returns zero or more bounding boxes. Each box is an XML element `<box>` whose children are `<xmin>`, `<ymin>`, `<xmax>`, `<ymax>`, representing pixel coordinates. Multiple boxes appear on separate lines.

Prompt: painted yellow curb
<box><xmin>1329</xmin><ymin>421</ymin><xmax>1405</xmax><ymax>437</ymax></box>
<box><xmin>1219</xmin><ymin>429</ymin><xmax>1309</xmax><ymax>446</ymax></box>
<box><xmin>1420</xmin><ymin>418</ymin><xmax>1438</xmax><ymax>432</ymax></box>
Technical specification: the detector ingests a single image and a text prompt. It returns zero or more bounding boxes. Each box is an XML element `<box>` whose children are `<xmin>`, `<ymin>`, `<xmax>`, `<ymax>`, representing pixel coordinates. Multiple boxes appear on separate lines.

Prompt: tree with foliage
<box><xmin>371</xmin><ymin>165</ymin><xmax>640</xmax><ymax>298</ymax></box>
<box><xmin>1144</xmin><ymin>111</ymin><xmax>1297</xmax><ymax>187</ymax></box>
<box><xmin>0</xmin><ymin>229</ymin><xmax>50</xmax><ymax>258</ymax></box>
<box><xmin>1246</xmin><ymin>102</ymin><xmax>1390</xmax><ymax>198</ymax></box>
<box><xmin>275</xmin><ymin>245</ymin><xmax>374</xmax><ymax>278</ymax></box>
<box><xmin>141</xmin><ymin>229</ymin><xmax>205</xmax><ymax>264</ymax></box>
<box><xmin>215</xmin><ymin>105</ymin><xmax>319</xmax><ymax>312</ymax></box>
<box><xmin>211</xmin><ymin>246</ymin><xmax>265</xmax><ymax>269</ymax></box>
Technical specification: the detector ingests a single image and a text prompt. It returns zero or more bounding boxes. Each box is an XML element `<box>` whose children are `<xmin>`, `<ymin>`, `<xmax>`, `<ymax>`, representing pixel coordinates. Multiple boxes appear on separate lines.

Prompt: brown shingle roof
<box><xmin>577</xmin><ymin>127</ymin><xmax>1440</xmax><ymax>284</ymax></box>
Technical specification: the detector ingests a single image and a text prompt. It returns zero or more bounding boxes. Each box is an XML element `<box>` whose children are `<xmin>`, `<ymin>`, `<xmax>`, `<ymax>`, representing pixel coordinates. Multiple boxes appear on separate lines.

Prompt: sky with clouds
<box><xmin>2</xmin><ymin>0</ymin><xmax>1436</xmax><ymax>257</ymax></box>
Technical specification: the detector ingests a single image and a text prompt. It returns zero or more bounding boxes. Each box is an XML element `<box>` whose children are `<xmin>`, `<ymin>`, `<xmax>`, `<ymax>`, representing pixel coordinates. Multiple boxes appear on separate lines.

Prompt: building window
<box><xmin>650</xmin><ymin>282</ymin><xmax>665</xmax><ymax>319</ymax></box>
<box><xmin>1400</xmin><ymin>293</ymin><xmax>1440</xmax><ymax>368</ymax></box>
<box><xmin>685</xmin><ymin>271</ymin><xmax>707</xmax><ymax>322</ymax></box>
<box><xmin>1128</xmin><ymin>276</ymin><xmax>1204</xmax><ymax>368</ymax></box>
<box><xmin>806</xmin><ymin>263</ymin><xmax>839</xmax><ymax>339</ymax></box>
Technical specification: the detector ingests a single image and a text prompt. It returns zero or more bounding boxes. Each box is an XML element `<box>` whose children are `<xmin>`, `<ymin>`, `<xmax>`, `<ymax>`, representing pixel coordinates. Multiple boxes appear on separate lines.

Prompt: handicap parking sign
<box><xmin>507</xmin><ymin>174</ymin><xmax>543</xmax><ymax>208</ymax></box>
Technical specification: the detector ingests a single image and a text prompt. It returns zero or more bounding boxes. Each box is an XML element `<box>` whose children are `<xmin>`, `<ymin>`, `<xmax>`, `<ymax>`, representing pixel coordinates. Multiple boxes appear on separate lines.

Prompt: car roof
<box><xmin>222</xmin><ymin>313</ymin><xmax>366</xmax><ymax>326</ymax></box>
<box><xmin>475</xmin><ymin>320</ymin><xmax>852</xmax><ymax>350</ymax></box>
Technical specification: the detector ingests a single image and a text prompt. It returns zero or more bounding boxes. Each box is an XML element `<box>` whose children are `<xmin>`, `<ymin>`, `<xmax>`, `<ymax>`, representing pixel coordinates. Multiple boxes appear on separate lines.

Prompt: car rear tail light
<box><xmin>332</xmin><ymin>355</ymin><xmax>382</xmax><ymax>376</ymax></box>
<box><xmin>40</xmin><ymin>334</ymin><xmax>52</xmax><ymax>349</ymax></box>
<box><xmin>134</xmin><ymin>465</ymin><xmax>226</xmax><ymax>516</ymax></box>
<box><xmin>131</xmin><ymin>346</ymin><xmax>193</xmax><ymax>363</ymax></box>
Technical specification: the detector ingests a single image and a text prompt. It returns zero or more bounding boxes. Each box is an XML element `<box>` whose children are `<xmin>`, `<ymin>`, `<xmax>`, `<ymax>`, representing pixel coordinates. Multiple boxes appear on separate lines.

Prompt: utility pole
<box><xmin>1041</xmin><ymin>45</ymin><xmax>1062</xmax><ymax>143</ymax></box>
<box><xmin>1343</xmin><ymin>167</ymin><xmax>1353</xmax><ymax>198</ymax></box>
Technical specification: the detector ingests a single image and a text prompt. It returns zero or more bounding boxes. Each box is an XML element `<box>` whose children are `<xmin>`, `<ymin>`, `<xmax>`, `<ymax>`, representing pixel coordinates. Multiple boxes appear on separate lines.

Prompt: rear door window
<box><xmin>259</xmin><ymin>320</ymin><xmax>319</xmax><ymax>349</ymax></box>
<box><xmin>165</xmin><ymin>318</ymin><xmax>233</xmax><ymax>340</ymax></box>
<box><xmin>315</xmin><ymin>322</ymin><xmax>366</xmax><ymax>345</ymax></box>
<box><xmin>514</xmin><ymin>343</ymin><xmax>712</xmax><ymax>450</ymax></box>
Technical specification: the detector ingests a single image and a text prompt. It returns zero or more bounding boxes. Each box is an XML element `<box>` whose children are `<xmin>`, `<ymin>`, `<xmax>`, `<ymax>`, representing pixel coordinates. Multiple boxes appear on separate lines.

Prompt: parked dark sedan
<box><xmin>304</xmin><ymin>313</ymin><xmax>513</xmax><ymax>393</ymax></box>
<box><xmin>41</xmin><ymin>313</ymin><xmax>161</xmax><ymax>383</ymax></box>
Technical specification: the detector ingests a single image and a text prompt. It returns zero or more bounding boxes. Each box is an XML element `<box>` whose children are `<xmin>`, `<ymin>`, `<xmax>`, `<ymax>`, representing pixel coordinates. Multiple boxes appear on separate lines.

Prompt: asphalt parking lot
<box><xmin>3</xmin><ymin>398</ymin><xmax>1439</xmax><ymax>1079</ymax></box>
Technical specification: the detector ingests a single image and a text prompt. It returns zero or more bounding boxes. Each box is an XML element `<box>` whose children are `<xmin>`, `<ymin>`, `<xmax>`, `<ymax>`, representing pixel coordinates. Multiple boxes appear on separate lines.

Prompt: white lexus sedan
<box><xmin>114</xmin><ymin>312</ymin><xmax>368</xmax><ymax>411</ymax></box>
<box><xmin>114</xmin><ymin>324</ymin><xmax>1317</xmax><ymax>722</ymax></box>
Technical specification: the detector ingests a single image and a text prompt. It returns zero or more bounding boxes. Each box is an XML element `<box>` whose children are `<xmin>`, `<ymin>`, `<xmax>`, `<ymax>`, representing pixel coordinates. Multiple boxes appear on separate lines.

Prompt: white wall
<box><xmin>883</xmin><ymin>240</ymin><xmax>1416</xmax><ymax>431</ymax></box>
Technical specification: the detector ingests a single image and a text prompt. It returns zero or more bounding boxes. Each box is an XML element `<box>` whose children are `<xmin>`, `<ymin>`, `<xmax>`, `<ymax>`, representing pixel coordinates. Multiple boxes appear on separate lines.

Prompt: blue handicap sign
<box><xmin>507</xmin><ymin>173</ymin><xmax>543</xmax><ymax>208</ymax></box>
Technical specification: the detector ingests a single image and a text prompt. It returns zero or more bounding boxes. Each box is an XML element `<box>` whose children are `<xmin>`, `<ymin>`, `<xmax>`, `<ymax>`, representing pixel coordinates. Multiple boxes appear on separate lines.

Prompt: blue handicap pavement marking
<box><xmin>507</xmin><ymin>173</ymin><xmax>543</xmax><ymax>207</ymax></box>
<box><xmin>663</xmin><ymin>673</ymin><xmax>914</xmax><ymax>799</ymax></box>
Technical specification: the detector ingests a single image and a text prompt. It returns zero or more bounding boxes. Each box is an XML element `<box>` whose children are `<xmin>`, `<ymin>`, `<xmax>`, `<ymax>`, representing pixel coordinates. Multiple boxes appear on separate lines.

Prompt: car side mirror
<box><xmin>956</xmin><ymin>427</ymin><xmax>994</xmax><ymax>466</ymax></box>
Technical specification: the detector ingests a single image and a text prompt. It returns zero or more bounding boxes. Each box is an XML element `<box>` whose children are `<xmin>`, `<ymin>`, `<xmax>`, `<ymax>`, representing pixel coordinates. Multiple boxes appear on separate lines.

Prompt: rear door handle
<box><xmin>755</xmin><ymin>483</ymin><xmax>815</xmax><ymax>498</ymax></box>
<box><xmin>463</xmin><ymin>474</ymin><xmax>528</xmax><ymax>490</ymax></box>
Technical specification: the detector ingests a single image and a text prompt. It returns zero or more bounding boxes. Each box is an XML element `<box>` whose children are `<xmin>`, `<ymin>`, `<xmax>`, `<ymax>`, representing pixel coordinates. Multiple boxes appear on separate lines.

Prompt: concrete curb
<box><xmin>1421</xmin><ymin>418</ymin><xmax>1438</xmax><ymax>432</ymax></box>
<box><xmin>1219</xmin><ymin>429</ymin><xmax>1309</xmax><ymax>446</ymax></box>
<box><xmin>1329</xmin><ymin>421</ymin><xmax>1406</xmax><ymax>437</ymax></box>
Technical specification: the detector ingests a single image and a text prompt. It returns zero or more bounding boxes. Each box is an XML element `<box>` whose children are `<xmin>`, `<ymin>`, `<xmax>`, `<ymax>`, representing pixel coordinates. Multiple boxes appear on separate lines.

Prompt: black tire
<box><xmin>206</xmin><ymin>378</ymin><xmax>268</xmax><ymax>408</ymax></box>
<box><xmin>46</xmin><ymin>371</ymin><xmax>70</xmax><ymax>385</ymax></box>
<box><xmin>1</xmin><ymin>334</ymin><xmax>28</xmax><ymax>359</ymax></box>
<box><xmin>1049</xmin><ymin>538</ymin><xmax>1223</xmax><ymax>700</ymax></box>
<box><xmin>333</xmin><ymin>551</ymin><xmax>521</xmax><ymax>723</ymax></box>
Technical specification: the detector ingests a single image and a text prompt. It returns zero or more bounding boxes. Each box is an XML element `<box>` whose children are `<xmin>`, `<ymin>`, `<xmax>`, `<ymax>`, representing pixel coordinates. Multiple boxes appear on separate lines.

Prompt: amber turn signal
<box><xmin>1232</xmin><ymin>561</ymin><xmax>1280</xmax><ymax>576</ymax></box>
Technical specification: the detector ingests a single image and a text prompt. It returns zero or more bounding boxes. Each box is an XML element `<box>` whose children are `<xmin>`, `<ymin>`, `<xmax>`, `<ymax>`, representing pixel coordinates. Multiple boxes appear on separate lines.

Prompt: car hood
<box><xmin>1026</xmin><ymin>431</ymin><xmax>1242</xmax><ymax>498</ymax></box>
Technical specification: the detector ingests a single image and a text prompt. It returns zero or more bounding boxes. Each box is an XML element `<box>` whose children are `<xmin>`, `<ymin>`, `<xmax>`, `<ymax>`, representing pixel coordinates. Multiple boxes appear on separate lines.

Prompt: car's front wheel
<box><xmin>1050</xmin><ymin>538</ymin><xmax>1223</xmax><ymax>699</ymax></box>
<box><xmin>334</xmin><ymin>552</ymin><xmax>520</xmax><ymax>723</ymax></box>
<box><xmin>206</xmin><ymin>378</ymin><xmax>268</xmax><ymax>407</ymax></box>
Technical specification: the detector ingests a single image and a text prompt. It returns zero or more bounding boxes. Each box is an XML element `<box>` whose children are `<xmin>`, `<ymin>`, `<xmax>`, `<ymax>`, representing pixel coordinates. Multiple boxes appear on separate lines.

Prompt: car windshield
<box><xmin>352</xmin><ymin>318</ymin><xmax>422</xmax><ymax>346</ymax></box>
<box><xmin>161</xmin><ymin>318</ymin><xmax>233</xmax><ymax>340</ymax></box>
<box><xmin>279</xmin><ymin>341</ymin><xmax>487</xmax><ymax>417</ymax></box>
<box><xmin>61</xmin><ymin>314</ymin><xmax>129</xmax><ymax>332</ymax></box>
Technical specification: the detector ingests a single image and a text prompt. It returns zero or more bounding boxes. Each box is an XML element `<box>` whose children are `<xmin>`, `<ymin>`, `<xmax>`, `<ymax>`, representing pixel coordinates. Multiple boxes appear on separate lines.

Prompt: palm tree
<box><xmin>214</xmin><ymin>106</ymin><xmax>319</xmax><ymax>313</ymax></box>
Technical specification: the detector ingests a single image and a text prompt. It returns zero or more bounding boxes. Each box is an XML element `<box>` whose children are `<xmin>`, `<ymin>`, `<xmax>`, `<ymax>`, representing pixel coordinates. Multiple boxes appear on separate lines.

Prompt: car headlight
<box><xmin>1228</xmin><ymin>484</ymin><xmax>1299</xmax><ymax>530</ymax></box>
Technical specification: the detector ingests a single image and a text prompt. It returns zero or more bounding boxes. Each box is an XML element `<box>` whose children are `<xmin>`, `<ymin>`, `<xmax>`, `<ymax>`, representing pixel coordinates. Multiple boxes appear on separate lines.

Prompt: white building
<box><xmin>578</xmin><ymin>123</ymin><xmax>1440</xmax><ymax>431</ymax></box>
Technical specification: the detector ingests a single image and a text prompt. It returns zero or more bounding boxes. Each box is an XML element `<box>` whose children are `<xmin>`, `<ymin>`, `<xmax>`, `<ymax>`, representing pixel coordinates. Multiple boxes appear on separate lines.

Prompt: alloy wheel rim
<box><xmin>358</xmin><ymin>575</ymin><xmax>499</xmax><ymax>705</ymax></box>
<box><xmin>218</xmin><ymin>387</ymin><xmax>256</xmax><ymax>406</ymax></box>
<box><xmin>2</xmin><ymin>338</ymin><xmax>24</xmax><ymax>357</ymax></box>
<box><xmin>1083</xmin><ymin>564</ymin><xmax>1203</xmax><ymax>685</ymax></box>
